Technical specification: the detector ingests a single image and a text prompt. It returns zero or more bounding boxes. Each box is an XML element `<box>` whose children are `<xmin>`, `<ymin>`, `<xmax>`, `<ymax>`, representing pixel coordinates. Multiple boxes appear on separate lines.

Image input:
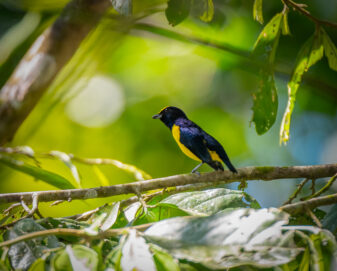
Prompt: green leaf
<box><xmin>253</xmin><ymin>0</ymin><xmax>263</xmax><ymax>24</ymax></box>
<box><xmin>52</xmin><ymin>245</ymin><xmax>99</xmax><ymax>271</ymax></box>
<box><xmin>166</xmin><ymin>0</ymin><xmax>192</xmax><ymax>26</ymax></box>
<box><xmin>253</xmin><ymin>13</ymin><xmax>283</xmax><ymax>61</ymax></box>
<box><xmin>280</xmin><ymin>30</ymin><xmax>324</xmax><ymax>144</ymax></box>
<box><xmin>282</xmin><ymin>10</ymin><xmax>291</xmax><ymax>35</ymax></box>
<box><xmin>3</xmin><ymin>218</ymin><xmax>61</xmax><ymax>270</ymax></box>
<box><xmin>322</xmin><ymin>28</ymin><xmax>337</xmax><ymax>71</ymax></box>
<box><xmin>145</xmin><ymin>208</ymin><xmax>302</xmax><ymax>269</ymax></box>
<box><xmin>28</xmin><ymin>258</ymin><xmax>45</xmax><ymax>271</ymax></box>
<box><xmin>133</xmin><ymin>203</ymin><xmax>190</xmax><ymax>225</ymax></box>
<box><xmin>161</xmin><ymin>188</ymin><xmax>260</xmax><ymax>215</ymax></box>
<box><xmin>150</xmin><ymin>244</ymin><xmax>180</xmax><ymax>271</ymax></box>
<box><xmin>104</xmin><ymin>242</ymin><xmax>123</xmax><ymax>270</ymax></box>
<box><xmin>252</xmin><ymin>13</ymin><xmax>282</xmax><ymax>134</ymax></box>
<box><xmin>192</xmin><ymin>0</ymin><xmax>214</xmax><ymax>22</ymax></box>
<box><xmin>0</xmin><ymin>154</ymin><xmax>75</xmax><ymax>189</ymax></box>
<box><xmin>49</xmin><ymin>151</ymin><xmax>81</xmax><ymax>188</ymax></box>
<box><xmin>93</xmin><ymin>165</ymin><xmax>110</xmax><ymax>186</ymax></box>
<box><xmin>298</xmin><ymin>248</ymin><xmax>310</xmax><ymax>271</ymax></box>
<box><xmin>87</xmin><ymin>202</ymin><xmax>121</xmax><ymax>231</ymax></box>
<box><xmin>121</xmin><ymin>230</ymin><xmax>156</xmax><ymax>271</ymax></box>
<box><xmin>323</xmin><ymin>204</ymin><xmax>337</xmax><ymax>237</ymax></box>
<box><xmin>252</xmin><ymin>71</ymin><xmax>278</xmax><ymax>134</ymax></box>
<box><xmin>111</xmin><ymin>0</ymin><xmax>132</xmax><ymax>16</ymax></box>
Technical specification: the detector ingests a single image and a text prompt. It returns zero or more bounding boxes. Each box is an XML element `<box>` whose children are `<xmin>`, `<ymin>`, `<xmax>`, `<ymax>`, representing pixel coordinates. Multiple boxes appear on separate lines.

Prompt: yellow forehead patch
<box><xmin>158</xmin><ymin>106</ymin><xmax>169</xmax><ymax>114</ymax></box>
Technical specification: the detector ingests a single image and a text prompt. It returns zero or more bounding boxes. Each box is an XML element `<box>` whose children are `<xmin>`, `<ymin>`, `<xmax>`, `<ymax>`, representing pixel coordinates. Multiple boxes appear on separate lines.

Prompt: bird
<box><xmin>152</xmin><ymin>106</ymin><xmax>237</xmax><ymax>174</ymax></box>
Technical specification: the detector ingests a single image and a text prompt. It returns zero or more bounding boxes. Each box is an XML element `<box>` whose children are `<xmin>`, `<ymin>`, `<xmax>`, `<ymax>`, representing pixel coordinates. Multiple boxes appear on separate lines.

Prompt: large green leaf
<box><xmin>322</xmin><ymin>28</ymin><xmax>337</xmax><ymax>71</ymax></box>
<box><xmin>280</xmin><ymin>30</ymin><xmax>324</xmax><ymax>144</ymax></box>
<box><xmin>120</xmin><ymin>230</ymin><xmax>156</xmax><ymax>271</ymax></box>
<box><xmin>165</xmin><ymin>0</ymin><xmax>192</xmax><ymax>26</ymax></box>
<box><xmin>0</xmin><ymin>154</ymin><xmax>75</xmax><ymax>189</ymax></box>
<box><xmin>52</xmin><ymin>245</ymin><xmax>99</xmax><ymax>271</ymax></box>
<box><xmin>3</xmin><ymin>218</ymin><xmax>61</xmax><ymax>270</ymax></box>
<box><xmin>145</xmin><ymin>208</ymin><xmax>302</xmax><ymax>269</ymax></box>
<box><xmin>252</xmin><ymin>71</ymin><xmax>278</xmax><ymax>134</ymax></box>
<box><xmin>161</xmin><ymin>188</ymin><xmax>260</xmax><ymax>215</ymax></box>
<box><xmin>253</xmin><ymin>0</ymin><xmax>263</xmax><ymax>24</ymax></box>
<box><xmin>49</xmin><ymin>151</ymin><xmax>81</xmax><ymax>188</ymax></box>
<box><xmin>252</xmin><ymin>13</ymin><xmax>282</xmax><ymax>134</ymax></box>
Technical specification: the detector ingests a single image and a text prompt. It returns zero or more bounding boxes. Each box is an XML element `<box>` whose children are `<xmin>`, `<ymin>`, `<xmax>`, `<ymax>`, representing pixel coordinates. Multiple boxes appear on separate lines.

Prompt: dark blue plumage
<box><xmin>153</xmin><ymin>106</ymin><xmax>237</xmax><ymax>173</ymax></box>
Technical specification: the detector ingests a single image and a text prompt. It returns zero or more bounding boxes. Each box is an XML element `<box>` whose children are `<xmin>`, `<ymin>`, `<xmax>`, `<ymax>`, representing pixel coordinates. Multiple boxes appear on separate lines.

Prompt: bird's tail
<box><xmin>223</xmin><ymin>159</ymin><xmax>238</xmax><ymax>173</ymax></box>
<box><xmin>208</xmin><ymin>161</ymin><xmax>224</xmax><ymax>171</ymax></box>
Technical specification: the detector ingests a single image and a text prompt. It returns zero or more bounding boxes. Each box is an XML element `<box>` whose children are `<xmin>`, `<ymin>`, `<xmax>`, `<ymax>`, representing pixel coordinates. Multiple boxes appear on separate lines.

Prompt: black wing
<box><xmin>202</xmin><ymin>131</ymin><xmax>237</xmax><ymax>173</ymax></box>
<box><xmin>178</xmin><ymin>123</ymin><xmax>213</xmax><ymax>164</ymax></box>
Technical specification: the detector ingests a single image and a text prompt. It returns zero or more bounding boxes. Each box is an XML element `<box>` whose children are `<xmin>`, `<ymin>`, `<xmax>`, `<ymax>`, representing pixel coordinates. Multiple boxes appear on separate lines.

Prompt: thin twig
<box><xmin>301</xmin><ymin>174</ymin><xmax>337</xmax><ymax>201</ymax></box>
<box><xmin>283</xmin><ymin>0</ymin><xmax>337</xmax><ymax>29</ymax></box>
<box><xmin>280</xmin><ymin>192</ymin><xmax>337</xmax><ymax>214</ymax></box>
<box><xmin>0</xmin><ymin>164</ymin><xmax>336</xmax><ymax>205</ymax></box>
<box><xmin>283</xmin><ymin>178</ymin><xmax>310</xmax><ymax>205</ymax></box>
<box><xmin>310</xmin><ymin>179</ymin><xmax>316</xmax><ymax>195</ymax></box>
<box><xmin>0</xmin><ymin>223</ymin><xmax>152</xmax><ymax>248</ymax></box>
<box><xmin>305</xmin><ymin>206</ymin><xmax>322</xmax><ymax>228</ymax></box>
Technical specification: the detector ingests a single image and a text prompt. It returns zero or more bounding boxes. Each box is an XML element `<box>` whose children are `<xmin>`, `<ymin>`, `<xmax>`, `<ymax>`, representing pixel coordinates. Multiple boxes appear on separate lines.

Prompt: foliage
<box><xmin>1</xmin><ymin>187</ymin><xmax>336</xmax><ymax>270</ymax></box>
<box><xmin>1</xmin><ymin>0</ymin><xmax>337</xmax><ymax>270</ymax></box>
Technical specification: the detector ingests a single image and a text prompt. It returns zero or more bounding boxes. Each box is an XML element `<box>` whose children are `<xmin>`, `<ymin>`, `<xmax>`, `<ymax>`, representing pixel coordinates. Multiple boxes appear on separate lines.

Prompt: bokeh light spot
<box><xmin>66</xmin><ymin>75</ymin><xmax>125</xmax><ymax>127</ymax></box>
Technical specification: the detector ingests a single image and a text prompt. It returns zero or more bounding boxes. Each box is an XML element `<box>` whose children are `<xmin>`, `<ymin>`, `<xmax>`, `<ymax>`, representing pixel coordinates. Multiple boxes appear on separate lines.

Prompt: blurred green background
<box><xmin>0</xmin><ymin>0</ymin><xmax>336</xmax><ymax>217</ymax></box>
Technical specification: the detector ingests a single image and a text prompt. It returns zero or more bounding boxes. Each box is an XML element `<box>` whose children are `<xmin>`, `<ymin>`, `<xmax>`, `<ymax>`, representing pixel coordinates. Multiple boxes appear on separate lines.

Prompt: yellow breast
<box><xmin>172</xmin><ymin>124</ymin><xmax>201</xmax><ymax>161</ymax></box>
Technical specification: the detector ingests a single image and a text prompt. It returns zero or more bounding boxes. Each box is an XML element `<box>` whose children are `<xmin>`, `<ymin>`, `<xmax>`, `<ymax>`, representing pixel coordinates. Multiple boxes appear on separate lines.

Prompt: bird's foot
<box><xmin>191</xmin><ymin>162</ymin><xmax>203</xmax><ymax>176</ymax></box>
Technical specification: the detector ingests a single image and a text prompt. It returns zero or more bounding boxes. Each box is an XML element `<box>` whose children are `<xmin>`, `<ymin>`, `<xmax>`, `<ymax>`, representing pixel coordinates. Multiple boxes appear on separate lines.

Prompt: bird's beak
<box><xmin>152</xmin><ymin>114</ymin><xmax>161</xmax><ymax>119</ymax></box>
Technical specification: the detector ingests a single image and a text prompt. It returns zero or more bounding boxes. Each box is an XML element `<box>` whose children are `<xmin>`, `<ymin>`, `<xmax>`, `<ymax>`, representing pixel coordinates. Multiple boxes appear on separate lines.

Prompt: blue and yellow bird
<box><xmin>153</xmin><ymin>106</ymin><xmax>237</xmax><ymax>174</ymax></box>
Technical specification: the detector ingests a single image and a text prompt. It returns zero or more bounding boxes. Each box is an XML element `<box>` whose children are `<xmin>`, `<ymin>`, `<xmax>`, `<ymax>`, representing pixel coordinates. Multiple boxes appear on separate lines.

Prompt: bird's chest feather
<box><xmin>172</xmin><ymin>124</ymin><xmax>201</xmax><ymax>161</ymax></box>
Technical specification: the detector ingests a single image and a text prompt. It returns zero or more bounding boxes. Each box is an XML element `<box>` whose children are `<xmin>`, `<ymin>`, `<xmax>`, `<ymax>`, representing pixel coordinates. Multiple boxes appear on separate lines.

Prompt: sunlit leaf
<box><xmin>4</xmin><ymin>218</ymin><xmax>61</xmax><ymax>270</ymax></box>
<box><xmin>49</xmin><ymin>150</ymin><xmax>81</xmax><ymax>188</ymax></box>
<box><xmin>133</xmin><ymin>203</ymin><xmax>190</xmax><ymax>225</ymax></box>
<box><xmin>253</xmin><ymin>0</ymin><xmax>263</xmax><ymax>24</ymax></box>
<box><xmin>88</xmin><ymin>202</ymin><xmax>121</xmax><ymax>231</ymax></box>
<box><xmin>252</xmin><ymin>13</ymin><xmax>282</xmax><ymax>134</ymax></box>
<box><xmin>0</xmin><ymin>154</ymin><xmax>75</xmax><ymax>189</ymax></box>
<box><xmin>322</xmin><ymin>28</ymin><xmax>337</xmax><ymax>71</ymax></box>
<box><xmin>161</xmin><ymin>188</ymin><xmax>260</xmax><ymax>215</ymax></box>
<box><xmin>93</xmin><ymin>165</ymin><xmax>110</xmax><ymax>186</ymax></box>
<box><xmin>298</xmin><ymin>248</ymin><xmax>310</xmax><ymax>271</ymax></box>
<box><xmin>165</xmin><ymin>0</ymin><xmax>192</xmax><ymax>26</ymax></box>
<box><xmin>121</xmin><ymin>230</ymin><xmax>156</xmax><ymax>271</ymax></box>
<box><xmin>254</xmin><ymin>13</ymin><xmax>283</xmax><ymax>64</ymax></box>
<box><xmin>52</xmin><ymin>245</ymin><xmax>99</xmax><ymax>271</ymax></box>
<box><xmin>28</xmin><ymin>258</ymin><xmax>44</xmax><ymax>271</ymax></box>
<box><xmin>150</xmin><ymin>244</ymin><xmax>180</xmax><ymax>271</ymax></box>
<box><xmin>282</xmin><ymin>10</ymin><xmax>291</xmax><ymax>35</ymax></box>
<box><xmin>145</xmin><ymin>208</ymin><xmax>302</xmax><ymax>269</ymax></box>
<box><xmin>85</xmin><ymin>213</ymin><xmax>107</xmax><ymax>236</ymax></box>
<box><xmin>111</xmin><ymin>0</ymin><xmax>132</xmax><ymax>16</ymax></box>
<box><xmin>192</xmin><ymin>0</ymin><xmax>214</xmax><ymax>22</ymax></box>
<box><xmin>252</xmin><ymin>71</ymin><xmax>278</xmax><ymax>134</ymax></box>
<box><xmin>280</xmin><ymin>30</ymin><xmax>324</xmax><ymax>144</ymax></box>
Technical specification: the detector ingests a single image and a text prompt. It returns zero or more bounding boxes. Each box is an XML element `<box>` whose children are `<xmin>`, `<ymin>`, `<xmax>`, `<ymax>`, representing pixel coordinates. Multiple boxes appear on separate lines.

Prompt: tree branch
<box><xmin>280</xmin><ymin>193</ymin><xmax>337</xmax><ymax>214</ymax></box>
<box><xmin>283</xmin><ymin>0</ymin><xmax>337</xmax><ymax>29</ymax></box>
<box><xmin>0</xmin><ymin>0</ymin><xmax>111</xmax><ymax>145</ymax></box>
<box><xmin>0</xmin><ymin>164</ymin><xmax>336</xmax><ymax>205</ymax></box>
<box><xmin>0</xmin><ymin>223</ymin><xmax>152</xmax><ymax>248</ymax></box>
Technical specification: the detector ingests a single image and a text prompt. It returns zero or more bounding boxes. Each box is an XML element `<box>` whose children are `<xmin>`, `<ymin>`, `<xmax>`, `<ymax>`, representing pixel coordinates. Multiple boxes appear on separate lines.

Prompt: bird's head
<box><xmin>152</xmin><ymin>106</ymin><xmax>187</xmax><ymax>129</ymax></box>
